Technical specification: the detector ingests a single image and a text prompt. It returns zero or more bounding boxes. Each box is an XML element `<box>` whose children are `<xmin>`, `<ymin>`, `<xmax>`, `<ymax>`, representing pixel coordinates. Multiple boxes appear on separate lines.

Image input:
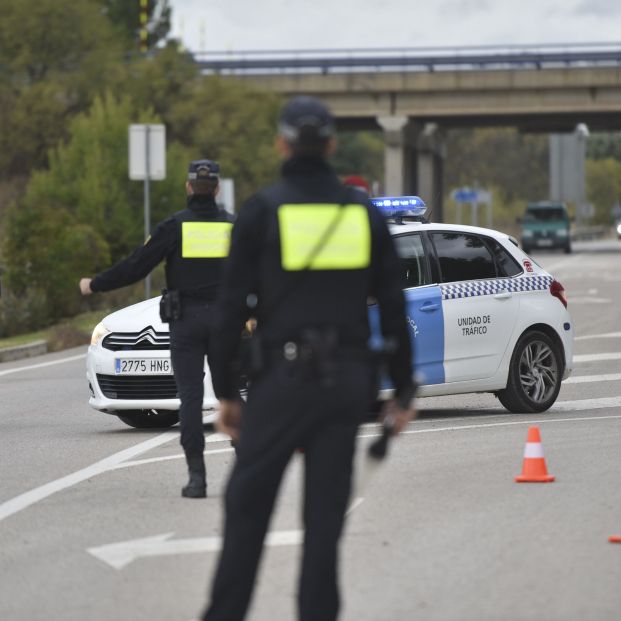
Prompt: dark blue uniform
<box><xmin>91</xmin><ymin>191</ymin><xmax>234</xmax><ymax>492</ymax></box>
<box><xmin>203</xmin><ymin>154</ymin><xmax>415</xmax><ymax>620</ymax></box>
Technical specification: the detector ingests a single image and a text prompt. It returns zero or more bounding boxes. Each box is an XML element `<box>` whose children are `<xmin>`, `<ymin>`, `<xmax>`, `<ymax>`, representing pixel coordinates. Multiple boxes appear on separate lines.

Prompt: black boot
<box><xmin>182</xmin><ymin>455</ymin><xmax>207</xmax><ymax>498</ymax></box>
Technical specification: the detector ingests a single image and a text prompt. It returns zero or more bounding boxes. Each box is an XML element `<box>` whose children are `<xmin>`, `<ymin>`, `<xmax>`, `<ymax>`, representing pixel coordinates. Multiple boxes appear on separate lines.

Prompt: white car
<box><xmin>87</xmin><ymin>300</ymin><xmax>219</xmax><ymax>428</ymax></box>
<box><xmin>87</xmin><ymin>196</ymin><xmax>573</xmax><ymax>428</ymax></box>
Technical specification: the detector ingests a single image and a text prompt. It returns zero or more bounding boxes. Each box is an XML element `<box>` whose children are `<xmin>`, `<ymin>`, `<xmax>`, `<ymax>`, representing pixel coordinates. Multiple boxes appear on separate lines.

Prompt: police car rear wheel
<box><xmin>117</xmin><ymin>410</ymin><xmax>180</xmax><ymax>429</ymax></box>
<box><xmin>497</xmin><ymin>331</ymin><xmax>562</xmax><ymax>413</ymax></box>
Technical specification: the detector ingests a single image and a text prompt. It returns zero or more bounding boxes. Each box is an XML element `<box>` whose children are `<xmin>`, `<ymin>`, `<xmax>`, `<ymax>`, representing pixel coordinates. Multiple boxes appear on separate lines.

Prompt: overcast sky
<box><xmin>168</xmin><ymin>0</ymin><xmax>621</xmax><ymax>53</ymax></box>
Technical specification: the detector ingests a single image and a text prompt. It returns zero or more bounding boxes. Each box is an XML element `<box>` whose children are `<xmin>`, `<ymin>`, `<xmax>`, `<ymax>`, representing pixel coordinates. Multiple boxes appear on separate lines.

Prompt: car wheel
<box><xmin>497</xmin><ymin>330</ymin><xmax>563</xmax><ymax>413</ymax></box>
<box><xmin>117</xmin><ymin>410</ymin><xmax>180</xmax><ymax>428</ymax></box>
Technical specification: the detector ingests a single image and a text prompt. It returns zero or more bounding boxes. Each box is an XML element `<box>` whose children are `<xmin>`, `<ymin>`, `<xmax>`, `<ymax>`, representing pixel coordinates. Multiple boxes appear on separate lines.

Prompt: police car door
<box><xmin>430</xmin><ymin>231</ymin><xmax>521</xmax><ymax>383</ymax></box>
<box><xmin>393</xmin><ymin>232</ymin><xmax>445</xmax><ymax>385</ymax></box>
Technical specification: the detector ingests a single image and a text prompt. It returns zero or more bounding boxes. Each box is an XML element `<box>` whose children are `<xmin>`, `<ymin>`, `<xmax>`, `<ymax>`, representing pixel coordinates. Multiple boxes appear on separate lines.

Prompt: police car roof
<box><xmin>387</xmin><ymin>220</ymin><xmax>512</xmax><ymax>241</ymax></box>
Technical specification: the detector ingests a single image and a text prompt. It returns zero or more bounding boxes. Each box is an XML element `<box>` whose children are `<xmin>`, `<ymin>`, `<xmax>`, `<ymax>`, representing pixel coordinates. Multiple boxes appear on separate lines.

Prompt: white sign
<box><xmin>217</xmin><ymin>178</ymin><xmax>235</xmax><ymax>214</ymax></box>
<box><xmin>129</xmin><ymin>124</ymin><xmax>166</xmax><ymax>180</ymax></box>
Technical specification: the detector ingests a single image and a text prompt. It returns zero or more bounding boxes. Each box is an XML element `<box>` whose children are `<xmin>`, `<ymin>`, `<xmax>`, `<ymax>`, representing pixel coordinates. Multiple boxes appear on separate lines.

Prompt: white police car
<box><xmin>370</xmin><ymin>196</ymin><xmax>573</xmax><ymax>413</ymax></box>
<box><xmin>86</xmin><ymin>196</ymin><xmax>573</xmax><ymax>427</ymax></box>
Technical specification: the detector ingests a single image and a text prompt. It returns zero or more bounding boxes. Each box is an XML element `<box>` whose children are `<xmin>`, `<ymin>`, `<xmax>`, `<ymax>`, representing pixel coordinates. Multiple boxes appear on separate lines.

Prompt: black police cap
<box><xmin>278</xmin><ymin>96</ymin><xmax>335</xmax><ymax>143</ymax></box>
<box><xmin>187</xmin><ymin>159</ymin><xmax>220</xmax><ymax>180</ymax></box>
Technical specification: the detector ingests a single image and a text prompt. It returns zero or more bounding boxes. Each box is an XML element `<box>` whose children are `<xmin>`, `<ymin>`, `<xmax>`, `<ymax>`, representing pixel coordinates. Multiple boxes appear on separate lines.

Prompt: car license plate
<box><xmin>537</xmin><ymin>239</ymin><xmax>553</xmax><ymax>247</ymax></box>
<box><xmin>115</xmin><ymin>358</ymin><xmax>172</xmax><ymax>375</ymax></box>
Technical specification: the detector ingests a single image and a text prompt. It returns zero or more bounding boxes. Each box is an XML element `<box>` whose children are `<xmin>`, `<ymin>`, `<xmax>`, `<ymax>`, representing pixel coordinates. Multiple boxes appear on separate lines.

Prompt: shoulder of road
<box><xmin>0</xmin><ymin>340</ymin><xmax>48</xmax><ymax>363</ymax></box>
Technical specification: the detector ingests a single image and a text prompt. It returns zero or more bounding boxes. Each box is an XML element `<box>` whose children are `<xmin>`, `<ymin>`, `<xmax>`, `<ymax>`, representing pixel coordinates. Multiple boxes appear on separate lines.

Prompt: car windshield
<box><xmin>525</xmin><ymin>207</ymin><xmax>567</xmax><ymax>221</ymax></box>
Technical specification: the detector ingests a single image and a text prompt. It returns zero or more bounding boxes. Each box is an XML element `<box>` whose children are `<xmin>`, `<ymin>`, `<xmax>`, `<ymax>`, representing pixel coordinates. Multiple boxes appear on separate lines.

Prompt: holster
<box><xmin>159</xmin><ymin>289</ymin><xmax>182</xmax><ymax>323</ymax></box>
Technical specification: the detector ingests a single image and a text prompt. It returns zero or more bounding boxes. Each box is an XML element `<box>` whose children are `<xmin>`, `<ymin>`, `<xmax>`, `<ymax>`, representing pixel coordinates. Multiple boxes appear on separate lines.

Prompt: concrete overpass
<box><xmin>198</xmin><ymin>44</ymin><xmax>621</xmax><ymax>220</ymax></box>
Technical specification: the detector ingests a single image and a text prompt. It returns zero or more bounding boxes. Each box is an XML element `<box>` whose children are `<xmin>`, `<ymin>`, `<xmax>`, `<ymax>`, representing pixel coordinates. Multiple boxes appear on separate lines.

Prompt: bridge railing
<box><xmin>195</xmin><ymin>42</ymin><xmax>621</xmax><ymax>75</ymax></box>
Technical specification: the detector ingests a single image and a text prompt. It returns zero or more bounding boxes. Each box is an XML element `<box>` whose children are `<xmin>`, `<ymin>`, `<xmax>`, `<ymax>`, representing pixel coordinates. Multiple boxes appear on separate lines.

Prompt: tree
<box><xmin>167</xmin><ymin>76</ymin><xmax>282</xmax><ymax>205</ymax></box>
<box><xmin>444</xmin><ymin>128</ymin><xmax>549</xmax><ymax>204</ymax></box>
<box><xmin>2</xmin><ymin>92</ymin><xmax>190</xmax><ymax>319</ymax></box>
<box><xmin>0</xmin><ymin>0</ymin><xmax>124</xmax><ymax>178</ymax></box>
<box><xmin>587</xmin><ymin>132</ymin><xmax>621</xmax><ymax>162</ymax></box>
<box><xmin>586</xmin><ymin>158</ymin><xmax>621</xmax><ymax>224</ymax></box>
<box><xmin>331</xmin><ymin>131</ymin><xmax>384</xmax><ymax>187</ymax></box>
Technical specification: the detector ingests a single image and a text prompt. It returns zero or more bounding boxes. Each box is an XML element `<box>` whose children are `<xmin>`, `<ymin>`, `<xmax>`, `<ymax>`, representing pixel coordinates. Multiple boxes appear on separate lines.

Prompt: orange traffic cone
<box><xmin>515</xmin><ymin>426</ymin><xmax>555</xmax><ymax>483</ymax></box>
<box><xmin>609</xmin><ymin>534</ymin><xmax>621</xmax><ymax>543</ymax></box>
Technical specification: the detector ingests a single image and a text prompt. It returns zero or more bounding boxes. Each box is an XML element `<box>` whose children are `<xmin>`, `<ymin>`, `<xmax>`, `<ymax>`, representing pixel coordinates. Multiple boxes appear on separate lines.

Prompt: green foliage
<box><xmin>0</xmin><ymin>0</ymin><xmax>119</xmax><ymax>83</ymax></box>
<box><xmin>332</xmin><ymin>132</ymin><xmax>384</xmax><ymax>186</ymax></box>
<box><xmin>587</xmin><ymin>132</ymin><xmax>621</xmax><ymax>162</ymax></box>
<box><xmin>2</xmin><ymin>92</ymin><xmax>191</xmax><ymax>319</ymax></box>
<box><xmin>444</xmin><ymin>128</ymin><xmax>549</xmax><ymax>203</ymax></box>
<box><xmin>0</xmin><ymin>0</ymin><xmax>124</xmax><ymax>178</ymax></box>
<box><xmin>0</xmin><ymin>289</ymin><xmax>49</xmax><ymax>338</ymax></box>
<box><xmin>121</xmin><ymin>44</ymin><xmax>199</xmax><ymax>122</ymax></box>
<box><xmin>586</xmin><ymin>158</ymin><xmax>621</xmax><ymax>224</ymax></box>
<box><xmin>167</xmin><ymin>76</ymin><xmax>282</xmax><ymax>205</ymax></box>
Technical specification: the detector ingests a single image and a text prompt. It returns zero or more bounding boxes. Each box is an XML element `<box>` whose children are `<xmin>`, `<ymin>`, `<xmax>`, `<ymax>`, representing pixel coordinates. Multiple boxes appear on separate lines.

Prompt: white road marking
<box><xmin>0</xmin><ymin>430</ymin><xmax>225</xmax><ymax>523</ymax></box>
<box><xmin>539</xmin><ymin>257</ymin><xmax>578</xmax><ymax>273</ymax></box>
<box><xmin>575</xmin><ymin>332</ymin><xmax>621</xmax><ymax>341</ymax></box>
<box><xmin>114</xmin><ymin>446</ymin><xmax>235</xmax><ymax>470</ymax></box>
<box><xmin>564</xmin><ymin>372</ymin><xmax>621</xmax><ymax>384</ymax></box>
<box><xmin>0</xmin><ymin>353</ymin><xmax>86</xmax><ymax>377</ymax></box>
<box><xmin>346</xmin><ymin>497</ymin><xmax>366</xmax><ymax>516</ymax></box>
<box><xmin>3</xmin><ymin>391</ymin><xmax>620</xmax><ymax>524</ymax></box>
<box><xmin>574</xmin><ymin>352</ymin><xmax>621</xmax><ymax>363</ymax></box>
<box><xmin>569</xmin><ymin>297</ymin><xmax>611</xmax><ymax>305</ymax></box>
<box><xmin>88</xmin><ymin>529</ymin><xmax>304</xmax><ymax>570</ymax></box>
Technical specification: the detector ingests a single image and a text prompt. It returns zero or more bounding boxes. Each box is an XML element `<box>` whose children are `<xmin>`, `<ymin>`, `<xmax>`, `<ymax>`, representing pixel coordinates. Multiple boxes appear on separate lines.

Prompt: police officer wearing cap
<box><xmin>201</xmin><ymin>97</ymin><xmax>417</xmax><ymax>620</ymax></box>
<box><xmin>80</xmin><ymin>159</ymin><xmax>234</xmax><ymax>499</ymax></box>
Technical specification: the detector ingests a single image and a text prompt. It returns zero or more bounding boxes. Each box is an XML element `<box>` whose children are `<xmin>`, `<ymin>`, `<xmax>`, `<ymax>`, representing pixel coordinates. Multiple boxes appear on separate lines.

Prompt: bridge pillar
<box><xmin>416</xmin><ymin>123</ymin><xmax>446</xmax><ymax>222</ymax></box>
<box><xmin>377</xmin><ymin>117</ymin><xmax>445</xmax><ymax>221</ymax></box>
<box><xmin>376</xmin><ymin>116</ymin><xmax>417</xmax><ymax>196</ymax></box>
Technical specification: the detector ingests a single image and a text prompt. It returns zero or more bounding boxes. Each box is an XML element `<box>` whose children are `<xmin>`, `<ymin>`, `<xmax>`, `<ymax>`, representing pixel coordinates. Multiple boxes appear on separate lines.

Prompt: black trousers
<box><xmin>203</xmin><ymin>356</ymin><xmax>370</xmax><ymax>621</ymax></box>
<box><xmin>169</xmin><ymin>300</ymin><xmax>213</xmax><ymax>460</ymax></box>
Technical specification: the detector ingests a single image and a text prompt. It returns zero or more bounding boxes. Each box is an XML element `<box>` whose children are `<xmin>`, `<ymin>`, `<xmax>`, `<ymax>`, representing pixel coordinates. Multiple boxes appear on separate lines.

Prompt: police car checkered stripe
<box><xmin>440</xmin><ymin>275</ymin><xmax>553</xmax><ymax>300</ymax></box>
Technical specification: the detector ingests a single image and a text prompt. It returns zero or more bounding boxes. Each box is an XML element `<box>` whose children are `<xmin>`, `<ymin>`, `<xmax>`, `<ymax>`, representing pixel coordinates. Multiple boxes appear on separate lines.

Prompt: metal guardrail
<box><xmin>195</xmin><ymin>42</ymin><xmax>621</xmax><ymax>75</ymax></box>
<box><xmin>571</xmin><ymin>225</ymin><xmax>609</xmax><ymax>241</ymax></box>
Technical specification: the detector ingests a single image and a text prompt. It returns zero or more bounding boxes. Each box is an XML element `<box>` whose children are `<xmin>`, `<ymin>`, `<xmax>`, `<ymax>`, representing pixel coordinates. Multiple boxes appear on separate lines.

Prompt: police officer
<box><xmin>202</xmin><ymin>97</ymin><xmax>417</xmax><ymax>620</ymax></box>
<box><xmin>79</xmin><ymin>160</ymin><xmax>234</xmax><ymax>499</ymax></box>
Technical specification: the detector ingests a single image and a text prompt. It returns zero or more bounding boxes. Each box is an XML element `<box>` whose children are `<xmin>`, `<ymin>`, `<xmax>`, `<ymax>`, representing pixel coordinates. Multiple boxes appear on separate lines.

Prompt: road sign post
<box><xmin>451</xmin><ymin>187</ymin><xmax>492</xmax><ymax>228</ymax></box>
<box><xmin>129</xmin><ymin>124</ymin><xmax>166</xmax><ymax>299</ymax></box>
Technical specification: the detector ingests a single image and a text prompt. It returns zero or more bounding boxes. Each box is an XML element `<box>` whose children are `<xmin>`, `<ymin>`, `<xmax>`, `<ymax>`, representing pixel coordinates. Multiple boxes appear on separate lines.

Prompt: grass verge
<box><xmin>0</xmin><ymin>310</ymin><xmax>110</xmax><ymax>352</ymax></box>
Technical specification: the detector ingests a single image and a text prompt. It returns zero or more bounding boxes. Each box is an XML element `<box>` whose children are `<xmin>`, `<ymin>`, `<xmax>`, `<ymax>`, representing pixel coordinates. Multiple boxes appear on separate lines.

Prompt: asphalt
<box><xmin>1</xmin><ymin>239</ymin><xmax>621</xmax><ymax>621</ymax></box>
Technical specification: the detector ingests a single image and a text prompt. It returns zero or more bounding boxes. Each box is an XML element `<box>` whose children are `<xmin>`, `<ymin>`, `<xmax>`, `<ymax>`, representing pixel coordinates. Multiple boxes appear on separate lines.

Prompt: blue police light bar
<box><xmin>371</xmin><ymin>195</ymin><xmax>427</xmax><ymax>218</ymax></box>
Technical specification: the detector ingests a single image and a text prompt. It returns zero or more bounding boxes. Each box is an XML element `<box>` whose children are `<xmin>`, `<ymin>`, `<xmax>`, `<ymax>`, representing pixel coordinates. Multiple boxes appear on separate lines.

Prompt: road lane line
<box><xmin>0</xmin><ymin>428</ymin><xmax>231</xmax><ymax>522</ymax></box>
<box><xmin>564</xmin><ymin>372</ymin><xmax>621</xmax><ymax>384</ymax></box>
<box><xmin>357</xmin><ymin>413</ymin><xmax>621</xmax><ymax>439</ymax></box>
<box><xmin>574</xmin><ymin>352</ymin><xmax>621</xmax><ymax>363</ymax></box>
<box><xmin>575</xmin><ymin>332</ymin><xmax>621</xmax><ymax>341</ymax></box>
<box><xmin>0</xmin><ymin>353</ymin><xmax>86</xmax><ymax>377</ymax></box>
<box><xmin>114</xmin><ymin>446</ymin><xmax>235</xmax><ymax>469</ymax></box>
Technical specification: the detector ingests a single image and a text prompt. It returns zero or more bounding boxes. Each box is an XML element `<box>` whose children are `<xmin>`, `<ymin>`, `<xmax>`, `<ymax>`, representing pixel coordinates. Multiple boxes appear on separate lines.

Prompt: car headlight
<box><xmin>556</xmin><ymin>229</ymin><xmax>568</xmax><ymax>237</ymax></box>
<box><xmin>91</xmin><ymin>322</ymin><xmax>111</xmax><ymax>346</ymax></box>
<box><xmin>522</xmin><ymin>230</ymin><xmax>533</xmax><ymax>237</ymax></box>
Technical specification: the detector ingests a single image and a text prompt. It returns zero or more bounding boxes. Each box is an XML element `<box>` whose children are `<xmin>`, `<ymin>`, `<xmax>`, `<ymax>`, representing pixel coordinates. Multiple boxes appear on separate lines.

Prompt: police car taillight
<box><xmin>550</xmin><ymin>280</ymin><xmax>567</xmax><ymax>308</ymax></box>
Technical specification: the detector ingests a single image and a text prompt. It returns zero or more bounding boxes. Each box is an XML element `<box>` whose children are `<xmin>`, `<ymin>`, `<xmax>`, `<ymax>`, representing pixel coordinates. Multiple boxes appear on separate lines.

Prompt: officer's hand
<box><xmin>216</xmin><ymin>399</ymin><xmax>243</xmax><ymax>442</ymax></box>
<box><xmin>79</xmin><ymin>278</ymin><xmax>93</xmax><ymax>296</ymax></box>
<box><xmin>381</xmin><ymin>399</ymin><xmax>416</xmax><ymax>435</ymax></box>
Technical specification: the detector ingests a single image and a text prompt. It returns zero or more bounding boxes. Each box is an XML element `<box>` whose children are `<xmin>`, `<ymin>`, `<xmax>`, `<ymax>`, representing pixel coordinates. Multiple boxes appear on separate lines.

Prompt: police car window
<box><xmin>393</xmin><ymin>234</ymin><xmax>429</xmax><ymax>288</ymax></box>
<box><xmin>431</xmin><ymin>232</ymin><xmax>496</xmax><ymax>283</ymax></box>
<box><xmin>486</xmin><ymin>238</ymin><xmax>523</xmax><ymax>277</ymax></box>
